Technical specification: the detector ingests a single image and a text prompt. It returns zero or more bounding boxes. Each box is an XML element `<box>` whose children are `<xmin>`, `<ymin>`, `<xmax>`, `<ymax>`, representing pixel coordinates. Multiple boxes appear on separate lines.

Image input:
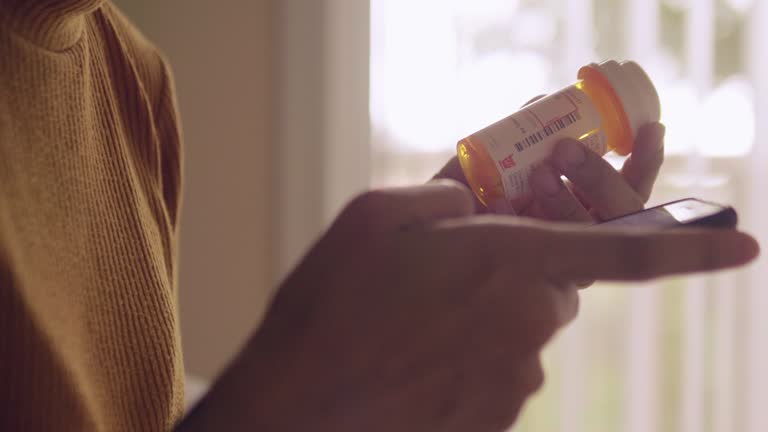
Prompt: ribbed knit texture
<box><xmin>0</xmin><ymin>1</ymin><xmax>185</xmax><ymax>430</ymax></box>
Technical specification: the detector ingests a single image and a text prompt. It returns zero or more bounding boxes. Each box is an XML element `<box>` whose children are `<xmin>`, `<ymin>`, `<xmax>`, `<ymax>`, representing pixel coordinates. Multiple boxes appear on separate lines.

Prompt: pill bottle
<box><xmin>457</xmin><ymin>60</ymin><xmax>661</xmax><ymax>214</ymax></box>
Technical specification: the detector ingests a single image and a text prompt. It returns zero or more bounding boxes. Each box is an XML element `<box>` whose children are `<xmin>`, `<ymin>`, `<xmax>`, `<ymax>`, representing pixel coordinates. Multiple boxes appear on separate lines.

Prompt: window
<box><xmin>370</xmin><ymin>0</ymin><xmax>768</xmax><ymax>430</ymax></box>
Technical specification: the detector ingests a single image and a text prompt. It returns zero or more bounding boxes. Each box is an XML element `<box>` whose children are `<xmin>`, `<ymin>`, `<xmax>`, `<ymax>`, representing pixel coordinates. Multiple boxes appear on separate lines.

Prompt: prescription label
<box><xmin>467</xmin><ymin>86</ymin><xmax>607</xmax><ymax>209</ymax></box>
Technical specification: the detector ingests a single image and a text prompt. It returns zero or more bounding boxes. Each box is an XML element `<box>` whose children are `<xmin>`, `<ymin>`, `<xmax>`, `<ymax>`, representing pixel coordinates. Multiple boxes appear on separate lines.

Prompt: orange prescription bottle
<box><xmin>457</xmin><ymin>60</ymin><xmax>661</xmax><ymax>214</ymax></box>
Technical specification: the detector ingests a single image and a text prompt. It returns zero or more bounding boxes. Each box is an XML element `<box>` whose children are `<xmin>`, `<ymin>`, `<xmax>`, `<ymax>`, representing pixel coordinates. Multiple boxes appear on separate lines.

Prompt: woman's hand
<box><xmin>180</xmin><ymin>181</ymin><xmax>758</xmax><ymax>432</ymax></box>
<box><xmin>435</xmin><ymin>95</ymin><xmax>665</xmax><ymax>224</ymax></box>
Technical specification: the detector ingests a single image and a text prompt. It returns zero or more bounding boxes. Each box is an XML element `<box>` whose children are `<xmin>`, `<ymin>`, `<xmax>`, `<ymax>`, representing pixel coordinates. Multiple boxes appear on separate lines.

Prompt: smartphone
<box><xmin>597</xmin><ymin>198</ymin><xmax>738</xmax><ymax>229</ymax></box>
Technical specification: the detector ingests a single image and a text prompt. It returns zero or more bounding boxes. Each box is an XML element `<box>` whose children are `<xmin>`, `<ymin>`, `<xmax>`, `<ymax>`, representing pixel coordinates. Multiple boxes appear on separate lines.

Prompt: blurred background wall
<box><xmin>112</xmin><ymin>0</ymin><xmax>369</xmax><ymax>384</ymax></box>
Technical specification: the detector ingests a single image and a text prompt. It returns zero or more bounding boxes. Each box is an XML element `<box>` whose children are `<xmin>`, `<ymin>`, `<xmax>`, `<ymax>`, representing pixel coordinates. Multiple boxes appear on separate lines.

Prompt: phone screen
<box><xmin>600</xmin><ymin>199</ymin><xmax>729</xmax><ymax>228</ymax></box>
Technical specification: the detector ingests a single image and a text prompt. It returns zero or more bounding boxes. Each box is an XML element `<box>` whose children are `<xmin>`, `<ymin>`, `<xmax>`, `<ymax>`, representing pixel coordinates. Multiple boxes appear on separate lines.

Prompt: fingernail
<box><xmin>532</xmin><ymin>165</ymin><xmax>562</xmax><ymax>196</ymax></box>
<box><xmin>559</xmin><ymin>140</ymin><xmax>586</xmax><ymax>167</ymax></box>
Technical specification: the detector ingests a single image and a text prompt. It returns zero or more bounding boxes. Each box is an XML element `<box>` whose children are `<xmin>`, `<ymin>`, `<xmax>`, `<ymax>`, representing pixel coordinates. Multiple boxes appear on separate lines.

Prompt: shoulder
<box><xmin>96</xmin><ymin>3</ymin><xmax>183</xmax><ymax>223</ymax></box>
<box><xmin>98</xmin><ymin>2</ymin><xmax>175</xmax><ymax>105</ymax></box>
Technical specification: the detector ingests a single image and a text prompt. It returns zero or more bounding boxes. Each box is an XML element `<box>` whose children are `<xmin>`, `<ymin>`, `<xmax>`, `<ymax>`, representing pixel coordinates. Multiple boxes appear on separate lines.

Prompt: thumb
<box><xmin>341</xmin><ymin>180</ymin><xmax>476</xmax><ymax>231</ymax></box>
<box><xmin>385</xmin><ymin>179</ymin><xmax>476</xmax><ymax>228</ymax></box>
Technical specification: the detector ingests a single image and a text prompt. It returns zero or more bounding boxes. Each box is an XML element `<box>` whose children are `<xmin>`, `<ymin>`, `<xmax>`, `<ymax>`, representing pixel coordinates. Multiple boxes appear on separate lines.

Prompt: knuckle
<box><xmin>526</xmin><ymin>291</ymin><xmax>562</xmax><ymax>346</ymax></box>
<box><xmin>542</xmin><ymin>297</ymin><xmax>562</xmax><ymax>331</ymax></box>
<box><xmin>524</xmin><ymin>357</ymin><xmax>545</xmax><ymax>393</ymax></box>
<box><xmin>561</xmin><ymin>289</ymin><xmax>580</xmax><ymax>324</ymax></box>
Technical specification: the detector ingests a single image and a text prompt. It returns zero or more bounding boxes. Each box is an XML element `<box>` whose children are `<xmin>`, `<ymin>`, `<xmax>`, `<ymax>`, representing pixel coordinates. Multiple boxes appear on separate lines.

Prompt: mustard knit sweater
<box><xmin>0</xmin><ymin>1</ymin><xmax>185</xmax><ymax>430</ymax></box>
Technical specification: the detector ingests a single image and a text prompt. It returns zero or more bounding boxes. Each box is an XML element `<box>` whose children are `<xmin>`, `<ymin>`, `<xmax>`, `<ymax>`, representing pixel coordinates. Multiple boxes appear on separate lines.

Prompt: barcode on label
<box><xmin>514</xmin><ymin>111</ymin><xmax>582</xmax><ymax>152</ymax></box>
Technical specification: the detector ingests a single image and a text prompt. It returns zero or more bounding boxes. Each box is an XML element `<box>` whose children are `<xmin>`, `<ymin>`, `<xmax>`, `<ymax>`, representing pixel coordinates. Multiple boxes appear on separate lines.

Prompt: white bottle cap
<box><xmin>589</xmin><ymin>60</ymin><xmax>661</xmax><ymax>140</ymax></box>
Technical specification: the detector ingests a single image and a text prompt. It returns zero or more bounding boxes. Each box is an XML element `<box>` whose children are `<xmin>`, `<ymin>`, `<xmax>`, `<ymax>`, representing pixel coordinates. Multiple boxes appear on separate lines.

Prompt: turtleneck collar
<box><xmin>0</xmin><ymin>0</ymin><xmax>105</xmax><ymax>51</ymax></box>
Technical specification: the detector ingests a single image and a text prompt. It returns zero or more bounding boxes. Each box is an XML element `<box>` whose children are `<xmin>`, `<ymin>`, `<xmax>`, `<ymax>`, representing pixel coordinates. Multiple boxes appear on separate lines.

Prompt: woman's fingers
<box><xmin>621</xmin><ymin>123</ymin><xmax>666</xmax><ymax>203</ymax></box>
<box><xmin>621</xmin><ymin>123</ymin><xmax>665</xmax><ymax>202</ymax></box>
<box><xmin>530</xmin><ymin>163</ymin><xmax>592</xmax><ymax>223</ymax></box>
<box><xmin>551</xmin><ymin>139</ymin><xmax>644</xmax><ymax>220</ymax></box>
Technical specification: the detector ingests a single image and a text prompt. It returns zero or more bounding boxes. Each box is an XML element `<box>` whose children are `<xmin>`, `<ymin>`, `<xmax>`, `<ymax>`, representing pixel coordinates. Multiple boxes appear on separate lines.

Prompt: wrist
<box><xmin>177</xmin><ymin>290</ymin><xmax>326</xmax><ymax>431</ymax></box>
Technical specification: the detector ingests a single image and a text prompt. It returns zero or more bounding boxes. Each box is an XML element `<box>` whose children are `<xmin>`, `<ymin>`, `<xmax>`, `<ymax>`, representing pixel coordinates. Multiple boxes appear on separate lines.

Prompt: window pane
<box><xmin>370</xmin><ymin>0</ymin><xmax>756</xmax><ymax>187</ymax></box>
